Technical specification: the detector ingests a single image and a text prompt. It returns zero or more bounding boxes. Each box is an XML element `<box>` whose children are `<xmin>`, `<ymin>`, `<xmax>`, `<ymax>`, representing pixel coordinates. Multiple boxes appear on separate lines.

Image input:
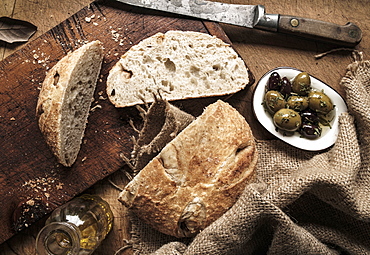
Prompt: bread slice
<box><xmin>36</xmin><ymin>40</ymin><xmax>104</xmax><ymax>167</ymax></box>
<box><xmin>119</xmin><ymin>100</ymin><xmax>258</xmax><ymax>238</ymax></box>
<box><xmin>107</xmin><ymin>31</ymin><xmax>250</xmax><ymax>107</ymax></box>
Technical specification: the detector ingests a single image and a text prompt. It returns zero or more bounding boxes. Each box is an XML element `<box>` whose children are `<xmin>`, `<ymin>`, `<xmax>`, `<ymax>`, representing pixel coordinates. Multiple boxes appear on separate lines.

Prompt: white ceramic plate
<box><xmin>252</xmin><ymin>67</ymin><xmax>348</xmax><ymax>151</ymax></box>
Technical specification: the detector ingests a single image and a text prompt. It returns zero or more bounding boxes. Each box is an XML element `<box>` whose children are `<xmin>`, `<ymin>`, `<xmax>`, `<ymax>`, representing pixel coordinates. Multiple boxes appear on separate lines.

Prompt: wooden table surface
<box><xmin>0</xmin><ymin>0</ymin><xmax>369</xmax><ymax>254</ymax></box>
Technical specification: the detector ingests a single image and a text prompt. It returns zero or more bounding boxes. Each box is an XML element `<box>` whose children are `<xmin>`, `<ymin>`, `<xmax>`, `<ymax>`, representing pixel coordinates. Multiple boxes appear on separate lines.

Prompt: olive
<box><xmin>308</xmin><ymin>90</ymin><xmax>334</xmax><ymax>114</ymax></box>
<box><xmin>300</xmin><ymin>109</ymin><xmax>320</xmax><ymax>124</ymax></box>
<box><xmin>279</xmin><ymin>77</ymin><xmax>292</xmax><ymax>97</ymax></box>
<box><xmin>264</xmin><ymin>90</ymin><xmax>286</xmax><ymax>114</ymax></box>
<box><xmin>273</xmin><ymin>108</ymin><xmax>302</xmax><ymax>132</ymax></box>
<box><xmin>299</xmin><ymin>123</ymin><xmax>322</xmax><ymax>139</ymax></box>
<box><xmin>292</xmin><ymin>72</ymin><xmax>311</xmax><ymax>95</ymax></box>
<box><xmin>267</xmin><ymin>72</ymin><xmax>281</xmax><ymax>91</ymax></box>
<box><xmin>286</xmin><ymin>95</ymin><xmax>309</xmax><ymax>112</ymax></box>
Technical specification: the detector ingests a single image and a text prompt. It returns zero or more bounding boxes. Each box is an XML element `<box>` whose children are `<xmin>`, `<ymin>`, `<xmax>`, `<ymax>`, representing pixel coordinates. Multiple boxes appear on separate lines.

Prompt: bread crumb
<box><xmin>22</xmin><ymin>174</ymin><xmax>64</xmax><ymax>197</ymax></box>
<box><xmin>56</xmin><ymin>182</ymin><xmax>64</xmax><ymax>190</ymax></box>
<box><xmin>10</xmin><ymin>117</ymin><xmax>15</xmax><ymax>121</ymax></box>
<box><xmin>26</xmin><ymin>199</ymin><xmax>35</xmax><ymax>206</ymax></box>
<box><xmin>85</xmin><ymin>14</ymin><xmax>96</xmax><ymax>23</ymax></box>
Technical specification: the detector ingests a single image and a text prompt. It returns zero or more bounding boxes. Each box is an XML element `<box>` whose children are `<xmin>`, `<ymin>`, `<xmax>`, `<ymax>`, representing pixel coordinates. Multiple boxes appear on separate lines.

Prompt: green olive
<box><xmin>273</xmin><ymin>108</ymin><xmax>302</xmax><ymax>132</ymax></box>
<box><xmin>264</xmin><ymin>90</ymin><xmax>286</xmax><ymax>114</ymax></box>
<box><xmin>308</xmin><ymin>90</ymin><xmax>334</xmax><ymax>114</ymax></box>
<box><xmin>286</xmin><ymin>95</ymin><xmax>309</xmax><ymax>112</ymax></box>
<box><xmin>292</xmin><ymin>72</ymin><xmax>311</xmax><ymax>95</ymax></box>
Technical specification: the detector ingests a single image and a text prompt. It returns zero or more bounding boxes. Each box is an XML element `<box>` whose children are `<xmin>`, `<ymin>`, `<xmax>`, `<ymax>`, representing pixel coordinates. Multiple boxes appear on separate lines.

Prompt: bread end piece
<box><xmin>36</xmin><ymin>40</ymin><xmax>104</xmax><ymax>167</ymax></box>
<box><xmin>119</xmin><ymin>100</ymin><xmax>258</xmax><ymax>238</ymax></box>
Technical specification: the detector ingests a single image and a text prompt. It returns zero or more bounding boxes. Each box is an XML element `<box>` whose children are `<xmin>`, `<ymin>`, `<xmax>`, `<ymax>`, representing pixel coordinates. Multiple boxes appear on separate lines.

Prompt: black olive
<box><xmin>300</xmin><ymin>109</ymin><xmax>320</xmax><ymax>124</ymax></box>
<box><xmin>267</xmin><ymin>72</ymin><xmax>281</xmax><ymax>91</ymax></box>
<box><xmin>299</xmin><ymin>123</ymin><xmax>322</xmax><ymax>139</ymax></box>
<box><xmin>279</xmin><ymin>77</ymin><xmax>292</xmax><ymax>97</ymax></box>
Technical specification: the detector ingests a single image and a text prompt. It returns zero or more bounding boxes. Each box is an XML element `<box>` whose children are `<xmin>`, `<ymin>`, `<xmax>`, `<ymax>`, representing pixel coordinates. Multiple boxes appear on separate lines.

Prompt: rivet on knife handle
<box><xmin>279</xmin><ymin>16</ymin><xmax>362</xmax><ymax>46</ymax></box>
<box><xmin>254</xmin><ymin>5</ymin><xmax>362</xmax><ymax>46</ymax></box>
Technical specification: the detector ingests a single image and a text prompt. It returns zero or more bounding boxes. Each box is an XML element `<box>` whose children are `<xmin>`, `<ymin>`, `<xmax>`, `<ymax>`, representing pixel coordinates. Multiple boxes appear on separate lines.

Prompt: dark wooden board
<box><xmin>0</xmin><ymin>0</ymin><xmax>253</xmax><ymax>243</ymax></box>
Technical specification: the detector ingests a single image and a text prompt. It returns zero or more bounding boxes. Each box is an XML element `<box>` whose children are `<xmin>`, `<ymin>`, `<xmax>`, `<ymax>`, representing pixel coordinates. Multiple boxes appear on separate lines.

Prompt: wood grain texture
<box><xmin>0</xmin><ymin>0</ymin><xmax>369</xmax><ymax>254</ymax></box>
<box><xmin>0</xmin><ymin>1</ymin><xmax>237</xmax><ymax>253</ymax></box>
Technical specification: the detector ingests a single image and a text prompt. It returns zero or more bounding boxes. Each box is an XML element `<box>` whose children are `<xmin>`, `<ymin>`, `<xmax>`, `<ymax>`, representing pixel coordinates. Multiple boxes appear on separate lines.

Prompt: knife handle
<box><xmin>278</xmin><ymin>15</ymin><xmax>362</xmax><ymax>46</ymax></box>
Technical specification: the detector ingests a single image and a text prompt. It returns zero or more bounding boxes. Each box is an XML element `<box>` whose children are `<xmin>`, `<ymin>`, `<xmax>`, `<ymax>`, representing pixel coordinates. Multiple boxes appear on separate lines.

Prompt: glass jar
<box><xmin>36</xmin><ymin>194</ymin><xmax>113</xmax><ymax>255</ymax></box>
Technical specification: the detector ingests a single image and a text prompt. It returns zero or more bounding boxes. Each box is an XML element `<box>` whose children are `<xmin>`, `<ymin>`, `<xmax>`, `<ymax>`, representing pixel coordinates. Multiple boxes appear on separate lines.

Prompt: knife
<box><xmin>115</xmin><ymin>0</ymin><xmax>362</xmax><ymax>47</ymax></box>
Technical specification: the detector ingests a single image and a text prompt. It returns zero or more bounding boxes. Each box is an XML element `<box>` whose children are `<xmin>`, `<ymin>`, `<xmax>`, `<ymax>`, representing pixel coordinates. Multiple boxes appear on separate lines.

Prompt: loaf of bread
<box><xmin>107</xmin><ymin>31</ymin><xmax>250</xmax><ymax>107</ymax></box>
<box><xmin>36</xmin><ymin>40</ymin><xmax>104</xmax><ymax>167</ymax></box>
<box><xmin>119</xmin><ymin>100</ymin><xmax>258</xmax><ymax>238</ymax></box>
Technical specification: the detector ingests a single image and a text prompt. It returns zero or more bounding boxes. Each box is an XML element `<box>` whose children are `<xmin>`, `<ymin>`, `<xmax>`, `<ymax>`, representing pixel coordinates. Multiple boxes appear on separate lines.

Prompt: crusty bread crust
<box><xmin>36</xmin><ymin>41</ymin><xmax>104</xmax><ymax>167</ymax></box>
<box><xmin>119</xmin><ymin>100</ymin><xmax>258</xmax><ymax>238</ymax></box>
<box><xmin>107</xmin><ymin>31</ymin><xmax>250</xmax><ymax>107</ymax></box>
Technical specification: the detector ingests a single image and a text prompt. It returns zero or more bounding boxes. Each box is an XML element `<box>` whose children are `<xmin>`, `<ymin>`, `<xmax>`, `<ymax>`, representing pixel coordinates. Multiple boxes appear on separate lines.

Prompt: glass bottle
<box><xmin>36</xmin><ymin>194</ymin><xmax>113</xmax><ymax>255</ymax></box>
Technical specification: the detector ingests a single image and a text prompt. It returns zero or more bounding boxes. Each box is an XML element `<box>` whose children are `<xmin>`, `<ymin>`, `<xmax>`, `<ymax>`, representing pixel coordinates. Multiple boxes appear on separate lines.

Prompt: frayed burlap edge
<box><xmin>122</xmin><ymin>53</ymin><xmax>370</xmax><ymax>255</ymax></box>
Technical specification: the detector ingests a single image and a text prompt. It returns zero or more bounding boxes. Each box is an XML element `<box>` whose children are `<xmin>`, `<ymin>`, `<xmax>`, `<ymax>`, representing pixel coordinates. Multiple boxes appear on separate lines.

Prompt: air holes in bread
<box><xmin>123</xmin><ymin>69</ymin><xmax>133</xmax><ymax>79</ymax></box>
<box><xmin>161</xmin><ymin>80</ymin><xmax>174</xmax><ymax>91</ymax></box>
<box><xmin>143</xmin><ymin>55</ymin><xmax>153</xmax><ymax>64</ymax></box>
<box><xmin>212</xmin><ymin>64</ymin><xmax>221</xmax><ymax>71</ymax></box>
<box><xmin>164</xmin><ymin>58</ymin><xmax>176</xmax><ymax>72</ymax></box>
<box><xmin>53</xmin><ymin>71</ymin><xmax>60</xmax><ymax>86</ymax></box>
<box><xmin>106</xmin><ymin>31</ymin><xmax>250</xmax><ymax>107</ymax></box>
<box><xmin>118</xmin><ymin>62</ymin><xmax>133</xmax><ymax>79</ymax></box>
<box><xmin>74</xmin><ymin>110</ymin><xmax>82</xmax><ymax>118</ymax></box>
<box><xmin>190</xmin><ymin>66</ymin><xmax>200</xmax><ymax>76</ymax></box>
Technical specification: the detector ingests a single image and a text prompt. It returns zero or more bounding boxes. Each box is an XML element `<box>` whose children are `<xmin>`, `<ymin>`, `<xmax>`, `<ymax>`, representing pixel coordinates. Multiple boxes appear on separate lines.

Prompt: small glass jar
<box><xmin>36</xmin><ymin>194</ymin><xmax>113</xmax><ymax>255</ymax></box>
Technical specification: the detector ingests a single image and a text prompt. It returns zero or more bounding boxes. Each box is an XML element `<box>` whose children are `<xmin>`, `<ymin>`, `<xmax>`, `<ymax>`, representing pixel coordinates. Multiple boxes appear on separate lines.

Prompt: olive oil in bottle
<box><xmin>36</xmin><ymin>194</ymin><xmax>113</xmax><ymax>255</ymax></box>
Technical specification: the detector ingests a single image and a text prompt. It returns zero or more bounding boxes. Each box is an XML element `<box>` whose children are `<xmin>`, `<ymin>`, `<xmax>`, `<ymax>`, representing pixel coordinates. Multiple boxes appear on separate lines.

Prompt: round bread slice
<box><xmin>36</xmin><ymin>41</ymin><xmax>104</xmax><ymax>167</ymax></box>
<box><xmin>119</xmin><ymin>100</ymin><xmax>258</xmax><ymax>238</ymax></box>
<box><xmin>107</xmin><ymin>31</ymin><xmax>250</xmax><ymax>107</ymax></box>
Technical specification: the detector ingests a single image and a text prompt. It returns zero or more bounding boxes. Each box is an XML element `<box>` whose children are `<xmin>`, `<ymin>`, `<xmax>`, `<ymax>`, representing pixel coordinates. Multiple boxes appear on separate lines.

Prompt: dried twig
<box><xmin>315</xmin><ymin>48</ymin><xmax>359</xmax><ymax>59</ymax></box>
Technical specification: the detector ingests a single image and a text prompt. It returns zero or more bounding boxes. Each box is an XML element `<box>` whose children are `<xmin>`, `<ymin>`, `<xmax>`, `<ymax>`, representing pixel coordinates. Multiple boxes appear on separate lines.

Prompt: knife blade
<box><xmin>116</xmin><ymin>0</ymin><xmax>362</xmax><ymax>46</ymax></box>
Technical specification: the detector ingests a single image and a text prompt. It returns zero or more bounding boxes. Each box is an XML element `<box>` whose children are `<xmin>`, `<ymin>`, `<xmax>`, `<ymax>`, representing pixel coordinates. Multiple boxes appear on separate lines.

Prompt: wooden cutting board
<box><xmin>0</xmin><ymin>0</ymin><xmax>254</xmax><ymax>243</ymax></box>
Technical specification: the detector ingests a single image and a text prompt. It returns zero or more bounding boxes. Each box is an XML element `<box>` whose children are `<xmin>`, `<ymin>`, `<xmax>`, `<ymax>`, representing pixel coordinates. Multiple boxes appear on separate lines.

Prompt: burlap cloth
<box><xmin>125</xmin><ymin>53</ymin><xmax>370</xmax><ymax>255</ymax></box>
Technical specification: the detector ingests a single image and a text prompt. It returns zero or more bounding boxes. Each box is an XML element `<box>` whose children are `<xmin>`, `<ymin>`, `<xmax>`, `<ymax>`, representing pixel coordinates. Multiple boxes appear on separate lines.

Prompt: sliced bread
<box><xmin>107</xmin><ymin>31</ymin><xmax>250</xmax><ymax>107</ymax></box>
<box><xmin>36</xmin><ymin>40</ymin><xmax>104</xmax><ymax>167</ymax></box>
